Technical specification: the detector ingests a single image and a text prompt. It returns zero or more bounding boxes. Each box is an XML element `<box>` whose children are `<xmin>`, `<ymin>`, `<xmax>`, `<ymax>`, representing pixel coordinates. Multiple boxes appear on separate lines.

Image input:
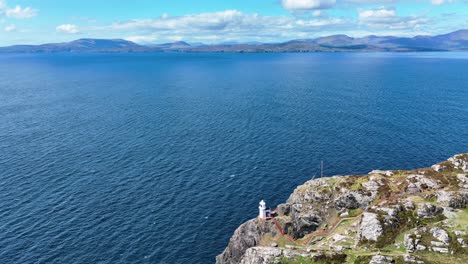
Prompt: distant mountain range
<box><xmin>1</xmin><ymin>30</ymin><xmax>468</xmax><ymax>53</ymax></box>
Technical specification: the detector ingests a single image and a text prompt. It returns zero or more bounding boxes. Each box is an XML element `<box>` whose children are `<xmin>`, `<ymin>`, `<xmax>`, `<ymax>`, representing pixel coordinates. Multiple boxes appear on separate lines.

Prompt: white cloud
<box><xmin>125</xmin><ymin>35</ymin><xmax>157</xmax><ymax>43</ymax></box>
<box><xmin>6</xmin><ymin>6</ymin><xmax>37</xmax><ymax>19</ymax></box>
<box><xmin>4</xmin><ymin>23</ymin><xmax>15</xmax><ymax>31</ymax></box>
<box><xmin>56</xmin><ymin>24</ymin><xmax>80</xmax><ymax>34</ymax></box>
<box><xmin>100</xmin><ymin>10</ymin><xmax>347</xmax><ymax>43</ymax></box>
<box><xmin>358</xmin><ymin>8</ymin><xmax>397</xmax><ymax>22</ymax></box>
<box><xmin>431</xmin><ymin>0</ymin><xmax>455</xmax><ymax>4</ymax></box>
<box><xmin>282</xmin><ymin>0</ymin><xmax>336</xmax><ymax>11</ymax></box>
<box><xmin>358</xmin><ymin>8</ymin><xmax>430</xmax><ymax>30</ymax></box>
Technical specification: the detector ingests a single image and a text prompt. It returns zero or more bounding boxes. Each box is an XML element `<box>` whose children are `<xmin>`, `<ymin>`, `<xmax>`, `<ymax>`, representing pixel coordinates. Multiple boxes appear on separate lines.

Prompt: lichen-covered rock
<box><xmin>430</xmin><ymin>227</ymin><xmax>449</xmax><ymax>245</ymax></box>
<box><xmin>218</xmin><ymin>154</ymin><xmax>468</xmax><ymax>264</ymax></box>
<box><xmin>432</xmin><ymin>247</ymin><xmax>449</xmax><ymax>254</ymax></box>
<box><xmin>448</xmin><ymin>153</ymin><xmax>468</xmax><ymax>172</ymax></box>
<box><xmin>239</xmin><ymin>247</ymin><xmax>283</xmax><ymax>264</ymax></box>
<box><xmin>436</xmin><ymin>190</ymin><xmax>468</xmax><ymax>209</ymax></box>
<box><xmin>404</xmin><ymin>233</ymin><xmax>416</xmax><ymax>253</ymax></box>
<box><xmin>362</xmin><ymin>180</ymin><xmax>381</xmax><ymax>191</ymax></box>
<box><xmin>416</xmin><ymin>203</ymin><xmax>443</xmax><ymax>218</ymax></box>
<box><xmin>287</xmin><ymin>178</ymin><xmax>332</xmax><ymax>204</ymax></box>
<box><xmin>289</xmin><ymin>204</ymin><xmax>322</xmax><ymax>238</ymax></box>
<box><xmin>276</xmin><ymin>203</ymin><xmax>290</xmax><ymax>216</ymax></box>
<box><xmin>216</xmin><ymin>219</ymin><xmax>276</xmax><ymax>264</ymax></box>
<box><xmin>359</xmin><ymin>212</ymin><xmax>383</xmax><ymax>242</ymax></box>
<box><xmin>403</xmin><ymin>254</ymin><xmax>424</xmax><ymax>263</ymax></box>
<box><xmin>335</xmin><ymin>193</ymin><xmax>361</xmax><ymax>209</ymax></box>
<box><xmin>403</xmin><ymin>199</ymin><xmax>415</xmax><ymax>210</ymax></box>
<box><xmin>407</xmin><ymin>174</ymin><xmax>439</xmax><ymax>191</ymax></box>
<box><xmin>369</xmin><ymin>255</ymin><xmax>393</xmax><ymax>264</ymax></box>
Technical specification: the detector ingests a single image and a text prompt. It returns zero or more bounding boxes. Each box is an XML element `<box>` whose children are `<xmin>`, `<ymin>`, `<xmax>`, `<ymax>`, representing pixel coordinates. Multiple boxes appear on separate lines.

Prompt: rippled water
<box><xmin>1</xmin><ymin>52</ymin><xmax>467</xmax><ymax>264</ymax></box>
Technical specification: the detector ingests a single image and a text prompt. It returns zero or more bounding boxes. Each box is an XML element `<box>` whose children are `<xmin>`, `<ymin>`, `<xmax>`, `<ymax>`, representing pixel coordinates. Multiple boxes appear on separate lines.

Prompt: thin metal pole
<box><xmin>321</xmin><ymin>160</ymin><xmax>324</xmax><ymax>178</ymax></box>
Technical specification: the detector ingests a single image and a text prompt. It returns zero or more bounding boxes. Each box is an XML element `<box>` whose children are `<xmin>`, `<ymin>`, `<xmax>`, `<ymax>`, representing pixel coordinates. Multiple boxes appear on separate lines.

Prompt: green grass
<box><xmin>349</xmin><ymin>177</ymin><xmax>369</xmax><ymax>191</ymax></box>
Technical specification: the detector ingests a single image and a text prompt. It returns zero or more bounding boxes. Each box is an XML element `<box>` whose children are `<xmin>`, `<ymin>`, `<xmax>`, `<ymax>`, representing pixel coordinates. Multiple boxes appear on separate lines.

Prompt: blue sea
<box><xmin>1</xmin><ymin>52</ymin><xmax>467</xmax><ymax>264</ymax></box>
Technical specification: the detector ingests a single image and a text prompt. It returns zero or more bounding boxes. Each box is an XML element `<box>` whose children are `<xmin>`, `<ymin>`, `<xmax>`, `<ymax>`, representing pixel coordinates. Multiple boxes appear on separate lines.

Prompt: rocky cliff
<box><xmin>217</xmin><ymin>154</ymin><xmax>468</xmax><ymax>264</ymax></box>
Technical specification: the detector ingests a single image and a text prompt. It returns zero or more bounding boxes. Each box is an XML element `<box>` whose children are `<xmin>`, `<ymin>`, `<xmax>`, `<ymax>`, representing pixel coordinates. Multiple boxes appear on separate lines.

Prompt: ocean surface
<box><xmin>1</xmin><ymin>52</ymin><xmax>468</xmax><ymax>264</ymax></box>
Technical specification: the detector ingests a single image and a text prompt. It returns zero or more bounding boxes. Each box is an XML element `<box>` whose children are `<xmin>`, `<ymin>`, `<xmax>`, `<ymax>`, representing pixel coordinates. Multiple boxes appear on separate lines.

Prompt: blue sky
<box><xmin>0</xmin><ymin>0</ymin><xmax>467</xmax><ymax>45</ymax></box>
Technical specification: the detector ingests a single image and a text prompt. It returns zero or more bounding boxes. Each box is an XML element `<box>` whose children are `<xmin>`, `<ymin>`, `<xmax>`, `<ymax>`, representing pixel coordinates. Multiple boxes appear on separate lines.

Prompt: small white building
<box><xmin>258</xmin><ymin>200</ymin><xmax>270</xmax><ymax>219</ymax></box>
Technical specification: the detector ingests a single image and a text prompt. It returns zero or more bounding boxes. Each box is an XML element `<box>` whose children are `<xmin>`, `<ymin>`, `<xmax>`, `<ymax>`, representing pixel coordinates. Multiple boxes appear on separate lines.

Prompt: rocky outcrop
<box><xmin>289</xmin><ymin>204</ymin><xmax>323</xmax><ymax>238</ymax></box>
<box><xmin>436</xmin><ymin>190</ymin><xmax>468</xmax><ymax>208</ymax></box>
<box><xmin>416</xmin><ymin>203</ymin><xmax>444</xmax><ymax>218</ymax></box>
<box><xmin>216</xmin><ymin>219</ymin><xmax>276</xmax><ymax>264</ymax></box>
<box><xmin>358</xmin><ymin>213</ymin><xmax>383</xmax><ymax>241</ymax></box>
<box><xmin>239</xmin><ymin>247</ymin><xmax>282</xmax><ymax>264</ymax></box>
<box><xmin>449</xmin><ymin>154</ymin><xmax>468</xmax><ymax>172</ymax></box>
<box><xmin>217</xmin><ymin>154</ymin><xmax>468</xmax><ymax>264</ymax></box>
<box><xmin>369</xmin><ymin>255</ymin><xmax>393</xmax><ymax>264</ymax></box>
<box><xmin>430</xmin><ymin>227</ymin><xmax>450</xmax><ymax>245</ymax></box>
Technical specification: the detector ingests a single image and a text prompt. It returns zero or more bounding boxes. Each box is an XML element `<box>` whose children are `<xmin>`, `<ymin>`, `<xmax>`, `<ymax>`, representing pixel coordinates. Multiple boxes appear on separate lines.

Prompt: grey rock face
<box><xmin>239</xmin><ymin>247</ymin><xmax>283</xmax><ymax>264</ymax></box>
<box><xmin>416</xmin><ymin>244</ymin><xmax>427</xmax><ymax>251</ymax></box>
<box><xmin>431</xmin><ymin>241</ymin><xmax>445</xmax><ymax>247</ymax></box>
<box><xmin>369</xmin><ymin>255</ymin><xmax>393</xmax><ymax>264</ymax></box>
<box><xmin>436</xmin><ymin>190</ymin><xmax>468</xmax><ymax>208</ymax></box>
<box><xmin>432</xmin><ymin>247</ymin><xmax>449</xmax><ymax>253</ymax></box>
<box><xmin>216</xmin><ymin>219</ymin><xmax>276</xmax><ymax>264</ymax></box>
<box><xmin>404</xmin><ymin>233</ymin><xmax>416</xmax><ymax>253</ymax></box>
<box><xmin>432</xmin><ymin>164</ymin><xmax>446</xmax><ymax>172</ymax></box>
<box><xmin>335</xmin><ymin>193</ymin><xmax>361</xmax><ymax>210</ymax></box>
<box><xmin>359</xmin><ymin>212</ymin><xmax>383</xmax><ymax>241</ymax></box>
<box><xmin>417</xmin><ymin>203</ymin><xmax>444</xmax><ymax>218</ymax></box>
<box><xmin>448</xmin><ymin>153</ymin><xmax>468</xmax><ymax>172</ymax></box>
<box><xmin>287</xmin><ymin>178</ymin><xmax>332</xmax><ymax>204</ymax></box>
<box><xmin>430</xmin><ymin>227</ymin><xmax>450</xmax><ymax>245</ymax></box>
<box><xmin>290</xmin><ymin>204</ymin><xmax>322</xmax><ymax>238</ymax></box>
<box><xmin>276</xmin><ymin>203</ymin><xmax>290</xmax><ymax>216</ymax></box>
<box><xmin>403</xmin><ymin>254</ymin><xmax>424</xmax><ymax>263</ymax></box>
<box><xmin>403</xmin><ymin>200</ymin><xmax>415</xmax><ymax>210</ymax></box>
<box><xmin>362</xmin><ymin>180</ymin><xmax>381</xmax><ymax>191</ymax></box>
<box><xmin>457</xmin><ymin>174</ymin><xmax>468</xmax><ymax>189</ymax></box>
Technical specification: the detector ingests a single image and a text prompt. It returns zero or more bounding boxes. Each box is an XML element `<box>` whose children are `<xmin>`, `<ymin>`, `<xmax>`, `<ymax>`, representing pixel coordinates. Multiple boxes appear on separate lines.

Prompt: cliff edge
<box><xmin>217</xmin><ymin>154</ymin><xmax>468</xmax><ymax>264</ymax></box>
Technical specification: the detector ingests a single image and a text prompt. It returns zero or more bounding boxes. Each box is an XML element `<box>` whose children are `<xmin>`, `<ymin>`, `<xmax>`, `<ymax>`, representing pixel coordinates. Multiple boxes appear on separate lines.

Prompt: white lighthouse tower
<box><xmin>259</xmin><ymin>200</ymin><xmax>267</xmax><ymax>219</ymax></box>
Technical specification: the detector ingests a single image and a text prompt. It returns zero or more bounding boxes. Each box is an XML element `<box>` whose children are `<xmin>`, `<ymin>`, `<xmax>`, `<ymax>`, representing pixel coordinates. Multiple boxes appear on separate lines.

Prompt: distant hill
<box><xmin>0</xmin><ymin>38</ymin><xmax>150</xmax><ymax>53</ymax></box>
<box><xmin>1</xmin><ymin>30</ymin><xmax>467</xmax><ymax>53</ymax></box>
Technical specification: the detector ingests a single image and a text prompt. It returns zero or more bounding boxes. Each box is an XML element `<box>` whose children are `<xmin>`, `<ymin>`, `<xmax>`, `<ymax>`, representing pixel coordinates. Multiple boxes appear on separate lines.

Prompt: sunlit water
<box><xmin>1</xmin><ymin>52</ymin><xmax>467</xmax><ymax>263</ymax></box>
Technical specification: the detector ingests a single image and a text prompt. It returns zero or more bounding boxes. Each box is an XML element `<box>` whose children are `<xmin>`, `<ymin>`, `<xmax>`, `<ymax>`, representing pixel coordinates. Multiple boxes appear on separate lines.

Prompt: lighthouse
<box><xmin>258</xmin><ymin>200</ymin><xmax>267</xmax><ymax>219</ymax></box>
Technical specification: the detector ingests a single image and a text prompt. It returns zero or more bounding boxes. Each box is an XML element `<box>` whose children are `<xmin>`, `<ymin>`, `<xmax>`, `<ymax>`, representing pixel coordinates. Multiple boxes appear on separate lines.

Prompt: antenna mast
<box><xmin>321</xmin><ymin>160</ymin><xmax>324</xmax><ymax>178</ymax></box>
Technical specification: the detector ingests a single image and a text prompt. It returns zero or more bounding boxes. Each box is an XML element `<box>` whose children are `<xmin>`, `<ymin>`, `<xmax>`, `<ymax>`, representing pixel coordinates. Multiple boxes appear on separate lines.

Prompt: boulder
<box><xmin>406</xmin><ymin>183</ymin><xmax>420</xmax><ymax>193</ymax></box>
<box><xmin>359</xmin><ymin>213</ymin><xmax>383</xmax><ymax>242</ymax></box>
<box><xmin>404</xmin><ymin>233</ymin><xmax>416</xmax><ymax>253</ymax></box>
<box><xmin>332</xmin><ymin>234</ymin><xmax>347</xmax><ymax>243</ymax></box>
<box><xmin>430</xmin><ymin>241</ymin><xmax>445</xmax><ymax>247</ymax></box>
<box><xmin>457</xmin><ymin>174</ymin><xmax>468</xmax><ymax>188</ymax></box>
<box><xmin>362</xmin><ymin>180</ymin><xmax>380</xmax><ymax>192</ymax></box>
<box><xmin>417</xmin><ymin>203</ymin><xmax>443</xmax><ymax>219</ymax></box>
<box><xmin>448</xmin><ymin>153</ymin><xmax>468</xmax><ymax>172</ymax></box>
<box><xmin>403</xmin><ymin>254</ymin><xmax>424</xmax><ymax>263</ymax></box>
<box><xmin>430</xmin><ymin>227</ymin><xmax>449</xmax><ymax>245</ymax></box>
<box><xmin>239</xmin><ymin>247</ymin><xmax>283</xmax><ymax>264</ymax></box>
<box><xmin>416</xmin><ymin>244</ymin><xmax>426</xmax><ymax>251</ymax></box>
<box><xmin>403</xmin><ymin>200</ymin><xmax>415</xmax><ymax>210</ymax></box>
<box><xmin>432</xmin><ymin>247</ymin><xmax>449</xmax><ymax>254</ymax></box>
<box><xmin>436</xmin><ymin>190</ymin><xmax>468</xmax><ymax>209</ymax></box>
<box><xmin>369</xmin><ymin>170</ymin><xmax>393</xmax><ymax>177</ymax></box>
<box><xmin>369</xmin><ymin>255</ymin><xmax>393</xmax><ymax>264</ymax></box>
<box><xmin>431</xmin><ymin>164</ymin><xmax>446</xmax><ymax>172</ymax></box>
